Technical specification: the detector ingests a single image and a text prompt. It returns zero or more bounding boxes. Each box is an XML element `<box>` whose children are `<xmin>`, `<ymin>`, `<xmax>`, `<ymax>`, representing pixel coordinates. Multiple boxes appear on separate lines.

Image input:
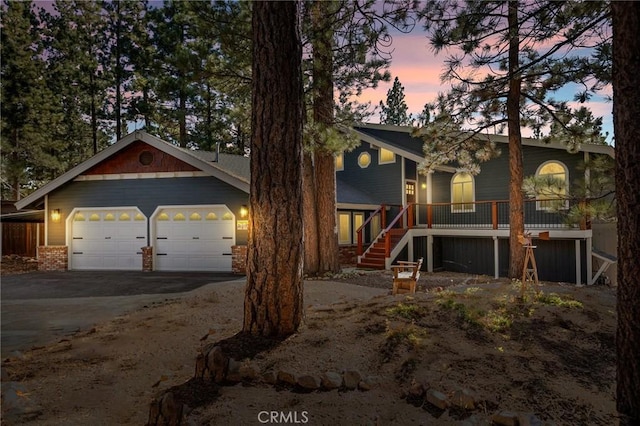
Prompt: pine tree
<box><xmin>379</xmin><ymin>76</ymin><xmax>410</xmax><ymax>125</ymax></box>
<box><xmin>612</xmin><ymin>2</ymin><xmax>640</xmax><ymax>424</ymax></box>
<box><xmin>417</xmin><ymin>0</ymin><xmax>610</xmax><ymax>277</ymax></box>
<box><xmin>244</xmin><ymin>0</ymin><xmax>304</xmax><ymax>336</ymax></box>
<box><xmin>1</xmin><ymin>1</ymin><xmax>64</xmax><ymax>199</ymax></box>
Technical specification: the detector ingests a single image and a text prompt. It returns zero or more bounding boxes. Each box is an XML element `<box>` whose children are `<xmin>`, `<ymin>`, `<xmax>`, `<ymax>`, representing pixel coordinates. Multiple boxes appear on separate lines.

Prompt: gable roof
<box><xmin>354</xmin><ymin>123</ymin><xmax>615</xmax><ymax>158</ymax></box>
<box><xmin>15</xmin><ymin>131</ymin><xmax>250</xmax><ymax>210</ymax></box>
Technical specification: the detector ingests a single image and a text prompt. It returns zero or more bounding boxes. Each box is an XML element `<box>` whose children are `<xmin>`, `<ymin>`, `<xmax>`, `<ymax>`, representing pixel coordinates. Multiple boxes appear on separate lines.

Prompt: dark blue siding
<box><xmin>339</xmin><ymin>145</ymin><xmax>402</xmax><ymax>204</ymax></box>
<box><xmin>431</xmin><ymin>145</ymin><xmax>586</xmax><ymax>203</ymax></box>
<box><xmin>48</xmin><ymin>177</ymin><xmax>249</xmax><ymax>245</ymax></box>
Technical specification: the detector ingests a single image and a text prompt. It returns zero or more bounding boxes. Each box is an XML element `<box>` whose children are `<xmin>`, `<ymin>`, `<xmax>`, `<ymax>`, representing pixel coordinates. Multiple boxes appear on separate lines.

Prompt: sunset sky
<box><xmin>360</xmin><ymin>32</ymin><xmax>614</xmax><ymax>144</ymax></box>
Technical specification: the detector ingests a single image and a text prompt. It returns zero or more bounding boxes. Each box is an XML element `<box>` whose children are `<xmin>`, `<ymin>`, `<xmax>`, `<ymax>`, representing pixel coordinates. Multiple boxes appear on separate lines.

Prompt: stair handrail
<box><xmin>383</xmin><ymin>203</ymin><xmax>414</xmax><ymax>257</ymax></box>
<box><xmin>356</xmin><ymin>204</ymin><xmax>385</xmax><ymax>256</ymax></box>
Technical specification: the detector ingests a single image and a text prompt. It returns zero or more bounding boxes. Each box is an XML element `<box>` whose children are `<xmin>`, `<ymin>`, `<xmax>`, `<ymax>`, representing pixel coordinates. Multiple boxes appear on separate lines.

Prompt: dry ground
<box><xmin>1</xmin><ymin>268</ymin><xmax>616</xmax><ymax>426</ymax></box>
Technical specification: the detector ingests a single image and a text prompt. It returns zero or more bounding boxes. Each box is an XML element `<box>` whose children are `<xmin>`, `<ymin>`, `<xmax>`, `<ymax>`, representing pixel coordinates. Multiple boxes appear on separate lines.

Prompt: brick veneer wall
<box><xmin>339</xmin><ymin>245</ymin><xmax>358</xmax><ymax>266</ymax></box>
<box><xmin>142</xmin><ymin>246</ymin><xmax>153</xmax><ymax>272</ymax></box>
<box><xmin>232</xmin><ymin>245</ymin><xmax>247</xmax><ymax>275</ymax></box>
<box><xmin>38</xmin><ymin>246</ymin><xmax>68</xmax><ymax>271</ymax></box>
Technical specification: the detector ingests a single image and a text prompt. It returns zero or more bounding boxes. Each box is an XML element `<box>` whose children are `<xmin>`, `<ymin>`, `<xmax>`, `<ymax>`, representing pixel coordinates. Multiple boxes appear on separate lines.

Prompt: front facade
<box><xmin>340</xmin><ymin>124</ymin><xmax>615</xmax><ymax>285</ymax></box>
<box><xmin>16</xmin><ymin>132</ymin><xmax>250</xmax><ymax>273</ymax></box>
<box><xmin>16</xmin><ymin>125</ymin><xmax>615</xmax><ymax>284</ymax></box>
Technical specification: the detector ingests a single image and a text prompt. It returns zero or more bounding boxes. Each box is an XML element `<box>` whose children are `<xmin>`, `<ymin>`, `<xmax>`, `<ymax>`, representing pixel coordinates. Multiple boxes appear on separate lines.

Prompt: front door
<box><xmin>405</xmin><ymin>180</ymin><xmax>416</xmax><ymax>204</ymax></box>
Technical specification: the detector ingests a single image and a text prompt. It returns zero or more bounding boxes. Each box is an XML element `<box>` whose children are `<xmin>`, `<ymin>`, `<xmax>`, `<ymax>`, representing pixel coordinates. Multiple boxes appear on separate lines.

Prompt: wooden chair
<box><xmin>391</xmin><ymin>258</ymin><xmax>423</xmax><ymax>295</ymax></box>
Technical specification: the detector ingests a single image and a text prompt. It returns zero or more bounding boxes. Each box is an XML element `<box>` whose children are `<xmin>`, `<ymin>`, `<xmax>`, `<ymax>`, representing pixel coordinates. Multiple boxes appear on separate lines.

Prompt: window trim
<box><xmin>357</xmin><ymin>152</ymin><xmax>371</xmax><ymax>168</ymax></box>
<box><xmin>378</xmin><ymin>147</ymin><xmax>396</xmax><ymax>164</ymax></box>
<box><xmin>535</xmin><ymin>160</ymin><xmax>569</xmax><ymax>211</ymax></box>
<box><xmin>451</xmin><ymin>172</ymin><xmax>475</xmax><ymax>213</ymax></box>
<box><xmin>335</xmin><ymin>152</ymin><xmax>344</xmax><ymax>171</ymax></box>
<box><xmin>338</xmin><ymin>212</ymin><xmax>352</xmax><ymax>245</ymax></box>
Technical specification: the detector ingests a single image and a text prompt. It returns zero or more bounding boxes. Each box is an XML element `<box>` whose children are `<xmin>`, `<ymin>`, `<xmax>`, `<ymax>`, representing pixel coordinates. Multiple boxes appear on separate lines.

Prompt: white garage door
<box><xmin>153</xmin><ymin>205</ymin><xmax>235</xmax><ymax>271</ymax></box>
<box><xmin>70</xmin><ymin>208</ymin><xmax>147</xmax><ymax>270</ymax></box>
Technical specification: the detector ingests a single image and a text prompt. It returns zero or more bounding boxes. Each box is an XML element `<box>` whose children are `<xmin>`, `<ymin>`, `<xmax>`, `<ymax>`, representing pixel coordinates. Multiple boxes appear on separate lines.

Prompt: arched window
<box><xmin>451</xmin><ymin>172</ymin><xmax>475</xmax><ymax>212</ymax></box>
<box><xmin>536</xmin><ymin>161</ymin><xmax>568</xmax><ymax>210</ymax></box>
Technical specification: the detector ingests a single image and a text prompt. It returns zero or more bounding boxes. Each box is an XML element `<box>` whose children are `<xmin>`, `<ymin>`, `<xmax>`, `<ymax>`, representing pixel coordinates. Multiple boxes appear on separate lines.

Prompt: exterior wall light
<box><xmin>51</xmin><ymin>209</ymin><xmax>61</xmax><ymax>223</ymax></box>
<box><xmin>240</xmin><ymin>205</ymin><xmax>249</xmax><ymax>218</ymax></box>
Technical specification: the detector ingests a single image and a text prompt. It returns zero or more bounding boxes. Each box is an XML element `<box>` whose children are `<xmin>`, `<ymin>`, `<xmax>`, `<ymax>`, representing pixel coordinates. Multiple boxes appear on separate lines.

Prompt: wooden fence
<box><xmin>1</xmin><ymin>222</ymin><xmax>44</xmax><ymax>257</ymax></box>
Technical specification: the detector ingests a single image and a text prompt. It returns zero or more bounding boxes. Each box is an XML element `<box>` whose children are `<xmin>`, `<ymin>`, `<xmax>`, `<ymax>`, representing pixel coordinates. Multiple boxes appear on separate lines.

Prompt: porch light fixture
<box><xmin>240</xmin><ymin>205</ymin><xmax>249</xmax><ymax>219</ymax></box>
<box><xmin>51</xmin><ymin>209</ymin><xmax>61</xmax><ymax>223</ymax></box>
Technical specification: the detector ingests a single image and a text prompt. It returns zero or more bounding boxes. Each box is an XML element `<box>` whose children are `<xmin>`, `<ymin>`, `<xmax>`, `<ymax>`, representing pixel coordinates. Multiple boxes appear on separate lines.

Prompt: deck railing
<box><xmin>356</xmin><ymin>199</ymin><xmax>589</xmax><ymax>259</ymax></box>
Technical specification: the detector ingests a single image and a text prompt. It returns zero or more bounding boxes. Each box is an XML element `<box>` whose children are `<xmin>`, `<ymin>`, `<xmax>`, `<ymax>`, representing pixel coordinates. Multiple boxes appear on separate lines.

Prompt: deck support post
<box><xmin>408</xmin><ymin>236</ymin><xmax>414</xmax><ymax>262</ymax></box>
<box><xmin>493</xmin><ymin>236</ymin><xmax>499</xmax><ymax>279</ymax></box>
<box><xmin>586</xmin><ymin>237</ymin><xmax>593</xmax><ymax>285</ymax></box>
<box><xmin>575</xmin><ymin>239</ymin><xmax>582</xmax><ymax>285</ymax></box>
<box><xmin>427</xmin><ymin>235</ymin><xmax>434</xmax><ymax>273</ymax></box>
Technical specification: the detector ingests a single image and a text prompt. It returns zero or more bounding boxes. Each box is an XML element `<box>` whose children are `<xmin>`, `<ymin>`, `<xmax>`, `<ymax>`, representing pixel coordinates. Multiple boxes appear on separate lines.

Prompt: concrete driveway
<box><xmin>1</xmin><ymin>271</ymin><xmax>245</xmax><ymax>358</ymax></box>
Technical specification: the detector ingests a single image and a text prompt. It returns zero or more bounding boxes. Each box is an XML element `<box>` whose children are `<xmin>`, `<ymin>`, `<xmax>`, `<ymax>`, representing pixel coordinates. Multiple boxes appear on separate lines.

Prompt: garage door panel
<box><xmin>70</xmin><ymin>208</ymin><xmax>147</xmax><ymax>271</ymax></box>
<box><xmin>153</xmin><ymin>205</ymin><xmax>236</xmax><ymax>272</ymax></box>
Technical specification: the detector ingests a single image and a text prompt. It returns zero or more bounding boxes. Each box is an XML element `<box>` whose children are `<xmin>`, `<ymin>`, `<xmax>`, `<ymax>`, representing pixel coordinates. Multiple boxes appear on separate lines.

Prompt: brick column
<box><xmin>37</xmin><ymin>246</ymin><xmax>68</xmax><ymax>271</ymax></box>
<box><xmin>231</xmin><ymin>245</ymin><xmax>247</xmax><ymax>275</ymax></box>
<box><xmin>142</xmin><ymin>246</ymin><xmax>153</xmax><ymax>272</ymax></box>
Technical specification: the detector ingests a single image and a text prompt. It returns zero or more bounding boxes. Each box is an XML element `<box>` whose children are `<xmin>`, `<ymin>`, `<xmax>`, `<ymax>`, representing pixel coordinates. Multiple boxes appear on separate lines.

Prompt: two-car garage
<box><xmin>68</xmin><ymin>205</ymin><xmax>236</xmax><ymax>272</ymax></box>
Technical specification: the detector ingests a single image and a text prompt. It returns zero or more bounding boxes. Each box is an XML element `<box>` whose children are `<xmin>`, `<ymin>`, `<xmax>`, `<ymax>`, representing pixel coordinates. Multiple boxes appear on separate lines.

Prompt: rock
<box><xmin>492</xmin><ymin>411</ymin><xmax>519</xmax><ymax>426</ymax></box>
<box><xmin>262</xmin><ymin>371</ymin><xmax>277</xmax><ymax>385</ymax></box>
<box><xmin>408</xmin><ymin>380</ymin><xmax>426</xmax><ymax>398</ymax></box>
<box><xmin>342</xmin><ymin>370</ymin><xmax>362</xmax><ymax>390</ymax></box>
<box><xmin>518</xmin><ymin>412</ymin><xmax>543</xmax><ymax>426</ymax></box>
<box><xmin>320</xmin><ymin>372</ymin><xmax>343</xmax><ymax>390</ymax></box>
<box><xmin>277</xmin><ymin>370</ymin><xmax>297</xmax><ymax>386</ymax></box>
<box><xmin>0</xmin><ymin>382</ymin><xmax>43</xmax><ymax>423</ymax></box>
<box><xmin>225</xmin><ymin>358</ymin><xmax>242</xmax><ymax>383</ymax></box>
<box><xmin>297</xmin><ymin>375</ymin><xmax>321</xmax><ymax>390</ymax></box>
<box><xmin>358</xmin><ymin>376</ymin><xmax>380</xmax><ymax>391</ymax></box>
<box><xmin>425</xmin><ymin>389</ymin><xmax>448</xmax><ymax>410</ymax></box>
<box><xmin>239</xmin><ymin>363</ymin><xmax>260</xmax><ymax>381</ymax></box>
<box><xmin>459</xmin><ymin>414</ymin><xmax>491</xmax><ymax>426</ymax></box>
<box><xmin>452</xmin><ymin>388</ymin><xmax>476</xmax><ymax>409</ymax></box>
<box><xmin>207</xmin><ymin>346</ymin><xmax>228</xmax><ymax>383</ymax></box>
<box><xmin>158</xmin><ymin>392</ymin><xmax>183</xmax><ymax>425</ymax></box>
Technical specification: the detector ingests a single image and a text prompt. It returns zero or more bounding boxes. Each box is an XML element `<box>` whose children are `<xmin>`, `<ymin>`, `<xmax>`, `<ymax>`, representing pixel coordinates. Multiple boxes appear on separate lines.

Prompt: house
<box><xmin>14</xmin><ymin>131</ymin><xmax>250</xmax><ymax>273</ymax></box>
<box><xmin>338</xmin><ymin>123</ymin><xmax>615</xmax><ymax>285</ymax></box>
<box><xmin>13</xmin><ymin>124</ymin><xmax>614</xmax><ymax>284</ymax></box>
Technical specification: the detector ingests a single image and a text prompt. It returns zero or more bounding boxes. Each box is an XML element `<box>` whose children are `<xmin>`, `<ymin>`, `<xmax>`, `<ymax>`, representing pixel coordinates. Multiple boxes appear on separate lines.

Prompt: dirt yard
<box><xmin>1</xmin><ymin>269</ymin><xmax>617</xmax><ymax>425</ymax></box>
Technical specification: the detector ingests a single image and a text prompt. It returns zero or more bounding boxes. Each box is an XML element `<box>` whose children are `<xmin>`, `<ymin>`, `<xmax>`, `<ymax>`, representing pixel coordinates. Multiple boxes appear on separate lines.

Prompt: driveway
<box><xmin>1</xmin><ymin>271</ymin><xmax>245</xmax><ymax>357</ymax></box>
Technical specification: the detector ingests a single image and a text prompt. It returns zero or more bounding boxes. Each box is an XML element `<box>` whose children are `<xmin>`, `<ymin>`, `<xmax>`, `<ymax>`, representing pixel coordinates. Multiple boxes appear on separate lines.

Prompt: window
<box><xmin>379</xmin><ymin>147</ymin><xmax>395</xmax><ymax>164</ymax></box>
<box><xmin>353</xmin><ymin>212</ymin><xmax>364</xmax><ymax>244</ymax></box>
<box><xmin>358</xmin><ymin>152</ymin><xmax>371</xmax><ymax>168</ymax></box>
<box><xmin>338</xmin><ymin>213</ymin><xmax>351</xmax><ymax>244</ymax></box>
<box><xmin>338</xmin><ymin>211</ymin><xmax>366</xmax><ymax>245</ymax></box>
<box><xmin>335</xmin><ymin>153</ymin><xmax>344</xmax><ymax>171</ymax></box>
<box><xmin>451</xmin><ymin>172</ymin><xmax>475</xmax><ymax>212</ymax></box>
<box><xmin>536</xmin><ymin>161</ymin><xmax>568</xmax><ymax>210</ymax></box>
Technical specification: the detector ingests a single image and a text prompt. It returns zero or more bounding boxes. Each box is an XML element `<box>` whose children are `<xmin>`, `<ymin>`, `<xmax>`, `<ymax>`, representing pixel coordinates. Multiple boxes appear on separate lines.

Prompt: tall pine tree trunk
<box><xmin>312</xmin><ymin>0</ymin><xmax>340</xmax><ymax>274</ymax></box>
<box><xmin>612</xmin><ymin>3</ymin><xmax>640</xmax><ymax>425</ymax></box>
<box><xmin>507</xmin><ymin>0</ymin><xmax>525</xmax><ymax>278</ymax></box>
<box><xmin>303</xmin><ymin>152</ymin><xmax>320</xmax><ymax>275</ymax></box>
<box><xmin>243</xmin><ymin>0</ymin><xmax>304</xmax><ymax>337</ymax></box>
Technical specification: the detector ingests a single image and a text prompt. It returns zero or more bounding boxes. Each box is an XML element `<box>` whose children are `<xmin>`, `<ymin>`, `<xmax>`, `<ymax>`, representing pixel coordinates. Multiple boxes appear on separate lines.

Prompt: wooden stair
<box><xmin>357</xmin><ymin>228</ymin><xmax>407</xmax><ymax>270</ymax></box>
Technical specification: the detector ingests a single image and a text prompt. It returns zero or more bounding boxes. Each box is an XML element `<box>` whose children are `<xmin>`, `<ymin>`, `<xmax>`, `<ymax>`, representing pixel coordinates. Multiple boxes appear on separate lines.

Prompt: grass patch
<box><xmin>536</xmin><ymin>292</ymin><xmax>583</xmax><ymax>309</ymax></box>
<box><xmin>386</xmin><ymin>303</ymin><xmax>427</xmax><ymax>320</ymax></box>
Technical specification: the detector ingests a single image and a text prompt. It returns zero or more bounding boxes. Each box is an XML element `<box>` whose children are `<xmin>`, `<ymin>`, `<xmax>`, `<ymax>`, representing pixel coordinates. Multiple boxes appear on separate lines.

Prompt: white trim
<box><xmin>16</xmin><ymin>130</ymin><xmax>249</xmax><ymax>210</ymax></box>
<box><xmin>150</xmin><ymin>204</ymin><xmax>236</xmax><ymax>271</ymax></box>
<box><xmin>451</xmin><ymin>172</ymin><xmax>476</xmax><ymax>213</ymax></box>
<box><xmin>337</xmin><ymin>203</ymin><xmax>380</xmax><ymax>210</ymax></box>
<box><xmin>65</xmin><ymin>206</ymin><xmax>148</xmax><ymax>271</ymax></box>
<box><xmin>535</xmin><ymin>160</ymin><xmax>569</xmax><ymax>211</ymax></box>
<box><xmin>354</xmin><ymin>122</ymin><xmax>615</xmax><ymax>157</ymax></box>
<box><xmin>357</xmin><ymin>152</ymin><xmax>371</xmax><ymax>168</ymax></box>
<box><xmin>44</xmin><ymin>195</ymin><xmax>49</xmax><ymax>245</ymax></box>
<box><xmin>586</xmin><ymin>237</ymin><xmax>593</xmax><ymax>285</ymax></box>
<box><xmin>74</xmin><ymin>171</ymin><xmax>209</xmax><ymax>181</ymax></box>
<box><xmin>378</xmin><ymin>147</ymin><xmax>396</xmax><ymax>164</ymax></box>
